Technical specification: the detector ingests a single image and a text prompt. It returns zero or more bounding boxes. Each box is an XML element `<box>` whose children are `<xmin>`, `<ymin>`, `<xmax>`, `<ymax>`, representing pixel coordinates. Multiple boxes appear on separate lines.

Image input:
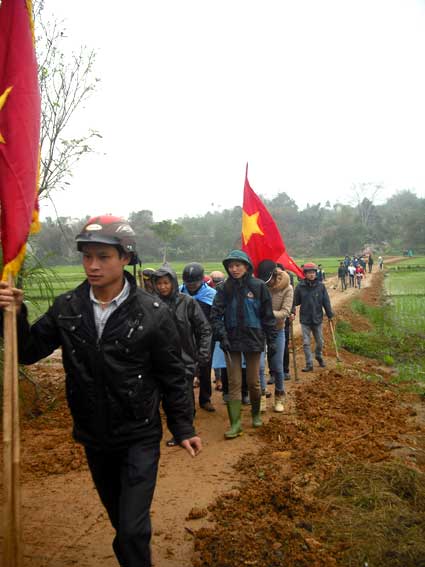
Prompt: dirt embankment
<box><xmin>2</xmin><ymin>260</ymin><xmax>423</xmax><ymax>567</ymax></box>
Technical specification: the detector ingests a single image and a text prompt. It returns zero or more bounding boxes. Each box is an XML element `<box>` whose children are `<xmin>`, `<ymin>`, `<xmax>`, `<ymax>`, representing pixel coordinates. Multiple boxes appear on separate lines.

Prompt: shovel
<box><xmin>328</xmin><ymin>319</ymin><xmax>342</xmax><ymax>362</ymax></box>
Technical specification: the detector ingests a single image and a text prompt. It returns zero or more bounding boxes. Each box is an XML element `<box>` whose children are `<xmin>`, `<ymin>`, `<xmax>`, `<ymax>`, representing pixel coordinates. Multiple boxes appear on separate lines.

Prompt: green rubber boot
<box><xmin>251</xmin><ymin>399</ymin><xmax>263</xmax><ymax>428</ymax></box>
<box><xmin>224</xmin><ymin>400</ymin><xmax>243</xmax><ymax>439</ymax></box>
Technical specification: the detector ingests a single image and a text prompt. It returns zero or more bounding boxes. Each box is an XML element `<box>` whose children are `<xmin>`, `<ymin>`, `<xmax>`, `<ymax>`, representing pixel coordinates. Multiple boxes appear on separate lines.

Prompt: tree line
<box><xmin>30</xmin><ymin>188</ymin><xmax>424</xmax><ymax>266</ymax></box>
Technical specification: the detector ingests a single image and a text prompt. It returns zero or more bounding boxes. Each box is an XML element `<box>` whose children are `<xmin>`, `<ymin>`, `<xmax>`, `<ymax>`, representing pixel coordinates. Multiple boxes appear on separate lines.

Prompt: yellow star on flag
<box><xmin>0</xmin><ymin>86</ymin><xmax>13</xmax><ymax>144</ymax></box>
<box><xmin>242</xmin><ymin>210</ymin><xmax>264</xmax><ymax>245</ymax></box>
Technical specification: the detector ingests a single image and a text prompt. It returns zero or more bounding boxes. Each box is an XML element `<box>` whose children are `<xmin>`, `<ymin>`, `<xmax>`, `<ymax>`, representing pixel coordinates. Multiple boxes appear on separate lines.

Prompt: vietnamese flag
<box><xmin>242</xmin><ymin>164</ymin><xmax>304</xmax><ymax>279</ymax></box>
<box><xmin>0</xmin><ymin>0</ymin><xmax>41</xmax><ymax>280</ymax></box>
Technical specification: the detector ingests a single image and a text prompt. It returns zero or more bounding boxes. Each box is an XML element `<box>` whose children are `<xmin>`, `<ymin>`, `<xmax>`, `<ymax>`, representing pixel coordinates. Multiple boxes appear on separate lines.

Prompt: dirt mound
<box><xmin>193</xmin><ymin>368</ymin><xmax>424</xmax><ymax>566</ymax></box>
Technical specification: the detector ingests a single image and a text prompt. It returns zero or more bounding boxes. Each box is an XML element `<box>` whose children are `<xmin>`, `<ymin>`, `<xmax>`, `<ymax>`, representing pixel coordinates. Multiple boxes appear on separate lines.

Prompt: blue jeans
<box><xmin>260</xmin><ymin>330</ymin><xmax>285</xmax><ymax>392</ymax></box>
<box><xmin>301</xmin><ymin>323</ymin><xmax>323</xmax><ymax>366</ymax></box>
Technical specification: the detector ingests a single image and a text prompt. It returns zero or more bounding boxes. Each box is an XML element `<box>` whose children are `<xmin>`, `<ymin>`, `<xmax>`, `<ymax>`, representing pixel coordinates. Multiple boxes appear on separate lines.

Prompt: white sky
<box><xmin>40</xmin><ymin>0</ymin><xmax>425</xmax><ymax>222</ymax></box>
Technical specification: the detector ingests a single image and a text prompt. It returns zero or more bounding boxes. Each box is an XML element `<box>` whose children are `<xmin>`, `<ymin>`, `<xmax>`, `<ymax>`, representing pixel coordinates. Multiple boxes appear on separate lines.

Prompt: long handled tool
<box><xmin>328</xmin><ymin>319</ymin><xmax>342</xmax><ymax>362</ymax></box>
<box><xmin>289</xmin><ymin>320</ymin><xmax>298</xmax><ymax>381</ymax></box>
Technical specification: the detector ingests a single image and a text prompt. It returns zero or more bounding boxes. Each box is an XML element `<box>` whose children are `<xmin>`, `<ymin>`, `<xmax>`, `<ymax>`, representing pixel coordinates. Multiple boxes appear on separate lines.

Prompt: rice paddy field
<box><xmin>383</xmin><ymin>263</ymin><xmax>425</xmax><ymax>386</ymax></box>
<box><xmin>385</xmin><ymin>271</ymin><xmax>425</xmax><ymax>334</ymax></box>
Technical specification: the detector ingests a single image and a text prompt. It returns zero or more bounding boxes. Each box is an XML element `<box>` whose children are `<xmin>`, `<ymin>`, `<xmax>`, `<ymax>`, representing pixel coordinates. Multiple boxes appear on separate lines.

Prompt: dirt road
<box><xmin>0</xmin><ymin>264</ymin><xmax>401</xmax><ymax>566</ymax></box>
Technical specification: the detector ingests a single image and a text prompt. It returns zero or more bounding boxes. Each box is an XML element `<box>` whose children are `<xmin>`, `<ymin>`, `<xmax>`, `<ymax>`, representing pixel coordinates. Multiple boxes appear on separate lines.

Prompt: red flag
<box><xmin>0</xmin><ymin>0</ymin><xmax>41</xmax><ymax>280</ymax></box>
<box><xmin>242</xmin><ymin>164</ymin><xmax>304</xmax><ymax>279</ymax></box>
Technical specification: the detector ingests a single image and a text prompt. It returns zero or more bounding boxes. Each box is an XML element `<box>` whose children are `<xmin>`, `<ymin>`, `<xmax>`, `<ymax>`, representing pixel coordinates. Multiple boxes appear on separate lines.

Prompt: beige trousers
<box><xmin>226</xmin><ymin>351</ymin><xmax>262</xmax><ymax>402</ymax></box>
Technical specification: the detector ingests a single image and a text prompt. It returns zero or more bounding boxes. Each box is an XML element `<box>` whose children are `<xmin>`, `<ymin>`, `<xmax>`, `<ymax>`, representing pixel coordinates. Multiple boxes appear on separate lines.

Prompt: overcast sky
<box><xmin>40</xmin><ymin>0</ymin><xmax>425</xmax><ymax>222</ymax></box>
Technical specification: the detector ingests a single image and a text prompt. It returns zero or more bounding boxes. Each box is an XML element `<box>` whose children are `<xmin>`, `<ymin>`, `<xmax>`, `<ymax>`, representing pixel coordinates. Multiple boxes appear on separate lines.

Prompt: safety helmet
<box><xmin>303</xmin><ymin>262</ymin><xmax>318</xmax><ymax>272</ymax></box>
<box><xmin>182</xmin><ymin>262</ymin><xmax>204</xmax><ymax>283</ymax></box>
<box><xmin>257</xmin><ymin>259</ymin><xmax>277</xmax><ymax>284</ymax></box>
<box><xmin>76</xmin><ymin>215</ymin><xmax>138</xmax><ymax>265</ymax></box>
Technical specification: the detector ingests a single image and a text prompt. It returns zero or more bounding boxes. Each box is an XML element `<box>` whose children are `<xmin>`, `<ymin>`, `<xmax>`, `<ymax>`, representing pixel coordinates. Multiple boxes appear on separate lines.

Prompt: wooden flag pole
<box><xmin>290</xmin><ymin>320</ymin><xmax>298</xmax><ymax>382</ymax></box>
<box><xmin>12</xmin><ymin>289</ymin><xmax>22</xmax><ymax>567</ymax></box>
<box><xmin>2</xmin><ymin>274</ymin><xmax>21</xmax><ymax>567</ymax></box>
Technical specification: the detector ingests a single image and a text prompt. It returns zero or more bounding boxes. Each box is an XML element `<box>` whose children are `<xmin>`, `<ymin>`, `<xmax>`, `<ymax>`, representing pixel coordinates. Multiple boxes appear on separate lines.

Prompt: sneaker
<box><xmin>200</xmin><ymin>401</ymin><xmax>216</xmax><ymax>412</ymax></box>
<box><xmin>316</xmin><ymin>357</ymin><xmax>326</xmax><ymax>368</ymax></box>
<box><xmin>302</xmin><ymin>365</ymin><xmax>314</xmax><ymax>372</ymax></box>
<box><xmin>166</xmin><ymin>437</ymin><xmax>178</xmax><ymax>447</ymax></box>
<box><xmin>242</xmin><ymin>394</ymin><xmax>250</xmax><ymax>405</ymax></box>
<box><xmin>265</xmin><ymin>390</ymin><xmax>272</xmax><ymax>399</ymax></box>
<box><xmin>274</xmin><ymin>398</ymin><xmax>284</xmax><ymax>413</ymax></box>
<box><xmin>260</xmin><ymin>395</ymin><xmax>267</xmax><ymax>413</ymax></box>
<box><xmin>284</xmin><ymin>373</ymin><xmax>291</xmax><ymax>380</ymax></box>
<box><xmin>267</xmin><ymin>376</ymin><xmax>275</xmax><ymax>385</ymax></box>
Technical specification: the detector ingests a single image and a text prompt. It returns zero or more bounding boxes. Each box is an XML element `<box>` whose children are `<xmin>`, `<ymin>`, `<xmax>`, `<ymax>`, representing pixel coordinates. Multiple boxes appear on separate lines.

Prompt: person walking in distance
<box><xmin>316</xmin><ymin>264</ymin><xmax>326</xmax><ymax>283</ymax></box>
<box><xmin>347</xmin><ymin>262</ymin><xmax>356</xmax><ymax>288</ymax></box>
<box><xmin>211</xmin><ymin>250</ymin><xmax>277</xmax><ymax>439</ymax></box>
<box><xmin>180</xmin><ymin>262</ymin><xmax>217</xmax><ymax>412</ymax></box>
<box><xmin>355</xmin><ymin>263</ymin><xmax>365</xmax><ymax>288</ymax></box>
<box><xmin>293</xmin><ymin>262</ymin><xmax>334</xmax><ymax>372</ymax></box>
<box><xmin>338</xmin><ymin>261</ymin><xmax>347</xmax><ymax>291</ymax></box>
<box><xmin>0</xmin><ymin>215</ymin><xmax>201</xmax><ymax>567</ymax></box>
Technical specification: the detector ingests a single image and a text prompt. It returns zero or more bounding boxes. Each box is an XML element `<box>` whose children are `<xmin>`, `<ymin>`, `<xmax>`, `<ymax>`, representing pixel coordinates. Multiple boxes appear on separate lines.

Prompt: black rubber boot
<box><xmin>316</xmin><ymin>357</ymin><xmax>326</xmax><ymax>368</ymax></box>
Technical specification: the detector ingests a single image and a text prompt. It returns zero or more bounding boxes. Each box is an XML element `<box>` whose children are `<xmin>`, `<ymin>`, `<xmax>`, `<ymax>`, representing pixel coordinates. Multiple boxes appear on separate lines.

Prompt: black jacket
<box><xmin>211</xmin><ymin>273</ymin><xmax>277</xmax><ymax>352</ymax></box>
<box><xmin>153</xmin><ymin>264</ymin><xmax>212</xmax><ymax>378</ymax></box>
<box><xmin>14</xmin><ymin>273</ymin><xmax>195</xmax><ymax>450</ymax></box>
<box><xmin>293</xmin><ymin>278</ymin><xmax>333</xmax><ymax>326</ymax></box>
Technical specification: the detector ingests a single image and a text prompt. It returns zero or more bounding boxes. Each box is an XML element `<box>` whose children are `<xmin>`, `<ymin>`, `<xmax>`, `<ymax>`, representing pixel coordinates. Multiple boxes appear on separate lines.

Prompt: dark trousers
<box><xmin>85</xmin><ymin>442</ymin><xmax>160</xmax><ymax>567</ymax></box>
<box><xmin>198</xmin><ymin>363</ymin><xmax>212</xmax><ymax>406</ymax></box>
<box><xmin>283</xmin><ymin>320</ymin><xmax>290</xmax><ymax>374</ymax></box>
<box><xmin>186</xmin><ymin>374</ymin><xmax>196</xmax><ymax>417</ymax></box>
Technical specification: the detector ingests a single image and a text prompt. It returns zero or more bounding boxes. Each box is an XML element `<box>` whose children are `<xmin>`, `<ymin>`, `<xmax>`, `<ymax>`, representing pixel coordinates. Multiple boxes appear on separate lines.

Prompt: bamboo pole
<box><xmin>12</xmin><ymin>296</ymin><xmax>22</xmax><ymax>566</ymax></box>
<box><xmin>290</xmin><ymin>320</ymin><xmax>298</xmax><ymax>382</ymax></box>
<box><xmin>2</xmin><ymin>274</ymin><xmax>21</xmax><ymax>566</ymax></box>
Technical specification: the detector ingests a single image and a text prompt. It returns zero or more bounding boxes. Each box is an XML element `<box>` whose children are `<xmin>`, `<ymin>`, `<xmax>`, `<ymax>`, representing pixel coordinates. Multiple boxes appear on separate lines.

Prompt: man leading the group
<box><xmin>0</xmin><ymin>215</ymin><xmax>201</xmax><ymax>567</ymax></box>
<box><xmin>293</xmin><ymin>262</ymin><xmax>334</xmax><ymax>372</ymax></box>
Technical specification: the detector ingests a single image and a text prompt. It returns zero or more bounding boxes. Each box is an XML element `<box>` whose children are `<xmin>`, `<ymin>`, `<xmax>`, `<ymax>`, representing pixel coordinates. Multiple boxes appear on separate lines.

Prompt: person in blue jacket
<box><xmin>211</xmin><ymin>250</ymin><xmax>277</xmax><ymax>439</ymax></box>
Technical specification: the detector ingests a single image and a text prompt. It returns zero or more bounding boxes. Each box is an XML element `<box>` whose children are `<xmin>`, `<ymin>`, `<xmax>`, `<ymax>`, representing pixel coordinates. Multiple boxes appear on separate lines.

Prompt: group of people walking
<box><xmin>337</xmin><ymin>253</ymin><xmax>383</xmax><ymax>291</ymax></box>
<box><xmin>0</xmin><ymin>214</ymin><xmax>335</xmax><ymax>567</ymax></box>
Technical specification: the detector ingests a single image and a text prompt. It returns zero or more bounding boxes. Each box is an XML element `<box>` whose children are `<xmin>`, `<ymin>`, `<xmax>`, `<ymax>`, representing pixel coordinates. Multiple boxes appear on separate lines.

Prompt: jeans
<box><xmin>268</xmin><ymin>328</ymin><xmax>285</xmax><ymax>391</ymax></box>
<box><xmin>283</xmin><ymin>320</ymin><xmax>290</xmax><ymax>375</ymax></box>
<box><xmin>85</xmin><ymin>442</ymin><xmax>160</xmax><ymax>567</ymax></box>
<box><xmin>301</xmin><ymin>323</ymin><xmax>324</xmax><ymax>366</ymax></box>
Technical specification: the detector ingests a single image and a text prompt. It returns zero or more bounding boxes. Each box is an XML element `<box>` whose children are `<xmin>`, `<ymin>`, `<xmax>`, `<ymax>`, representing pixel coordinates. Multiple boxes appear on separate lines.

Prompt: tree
<box><xmin>151</xmin><ymin>220</ymin><xmax>184</xmax><ymax>263</ymax></box>
<box><xmin>34</xmin><ymin>0</ymin><xmax>100</xmax><ymax>199</ymax></box>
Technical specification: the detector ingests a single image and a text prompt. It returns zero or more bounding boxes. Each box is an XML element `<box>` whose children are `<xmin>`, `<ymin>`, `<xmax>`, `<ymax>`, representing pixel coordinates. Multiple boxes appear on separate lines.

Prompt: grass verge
<box><xmin>336</xmin><ymin>298</ymin><xmax>425</xmax><ymax>394</ymax></box>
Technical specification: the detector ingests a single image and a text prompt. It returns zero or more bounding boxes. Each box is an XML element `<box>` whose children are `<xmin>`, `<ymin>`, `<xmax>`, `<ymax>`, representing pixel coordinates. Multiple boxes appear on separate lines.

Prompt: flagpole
<box><xmin>12</xmin><ymin>284</ymin><xmax>22</xmax><ymax>567</ymax></box>
<box><xmin>2</xmin><ymin>274</ymin><xmax>21</xmax><ymax>567</ymax></box>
